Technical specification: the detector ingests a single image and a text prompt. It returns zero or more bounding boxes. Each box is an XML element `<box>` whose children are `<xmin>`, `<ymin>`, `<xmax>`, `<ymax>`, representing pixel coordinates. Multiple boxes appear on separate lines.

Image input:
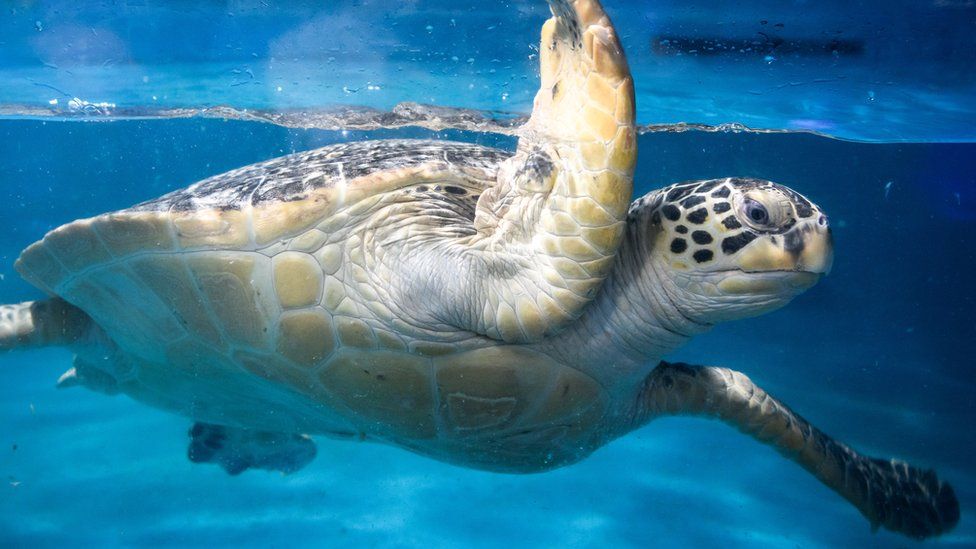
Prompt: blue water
<box><xmin>1</xmin><ymin>120</ymin><xmax>974</xmax><ymax>547</ymax></box>
<box><xmin>2</xmin><ymin>1</ymin><xmax>975</xmax><ymax>547</ymax></box>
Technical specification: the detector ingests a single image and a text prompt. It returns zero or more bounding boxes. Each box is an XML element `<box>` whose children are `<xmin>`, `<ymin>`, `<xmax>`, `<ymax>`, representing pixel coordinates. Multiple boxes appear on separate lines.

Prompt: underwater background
<box><xmin>1</xmin><ymin>1</ymin><xmax>974</xmax><ymax>547</ymax></box>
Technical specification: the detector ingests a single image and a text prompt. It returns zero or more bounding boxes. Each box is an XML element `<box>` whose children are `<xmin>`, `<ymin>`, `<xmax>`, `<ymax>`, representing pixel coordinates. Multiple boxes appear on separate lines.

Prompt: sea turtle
<box><xmin>0</xmin><ymin>0</ymin><xmax>958</xmax><ymax>540</ymax></box>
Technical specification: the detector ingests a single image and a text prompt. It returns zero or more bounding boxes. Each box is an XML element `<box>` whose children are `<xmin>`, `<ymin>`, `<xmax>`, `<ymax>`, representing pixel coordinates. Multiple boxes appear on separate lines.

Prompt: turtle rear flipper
<box><xmin>0</xmin><ymin>298</ymin><xmax>91</xmax><ymax>351</ymax></box>
<box><xmin>188</xmin><ymin>422</ymin><xmax>317</xmax><ymax>476</ymax></box>
<box><xmin>637</xmin><ymin>361</ymin><xmax>960</xmax><ymax>540</ymax></box>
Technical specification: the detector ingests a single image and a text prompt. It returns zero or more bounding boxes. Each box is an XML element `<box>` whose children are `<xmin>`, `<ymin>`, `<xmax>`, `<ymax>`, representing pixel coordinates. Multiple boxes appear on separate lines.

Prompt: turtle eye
<box><xmin>743</xmin><ymin>198</ymin><xmax>770</xmax><ymax>226</ymax></box>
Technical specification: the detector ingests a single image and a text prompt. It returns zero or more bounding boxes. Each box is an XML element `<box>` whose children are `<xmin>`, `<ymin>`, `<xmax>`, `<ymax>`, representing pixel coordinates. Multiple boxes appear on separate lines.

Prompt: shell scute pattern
<box><xmin>275</xmin><ymin>309</ymin><xmax>335</xmax><ymax>368</ymax></box>
<box><xmin>129</xmin><ymin>140</ymin><xmax>510</xmax><ymax>213</ymax></box>
<box><xmin>16</xmin><ymin>133</ymin><xmax>613</xmax><ymax>466</ymax></box>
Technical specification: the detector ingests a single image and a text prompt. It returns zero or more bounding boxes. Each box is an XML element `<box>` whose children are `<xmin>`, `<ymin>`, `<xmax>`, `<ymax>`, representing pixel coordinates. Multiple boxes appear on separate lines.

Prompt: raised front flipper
<box><xmin>636</xmin><ymin>361</ymin><xmax>959</xmax><ymax>540</ymax></box>
<box><xmin>404</xmin><ymin>0</ymin><xmax>636</xmax><ymax>342</ymax></box>
<box><xmin>188</xmin><ymin>422</ymin><xmax>317</xmax><ymax>476</ymax></box>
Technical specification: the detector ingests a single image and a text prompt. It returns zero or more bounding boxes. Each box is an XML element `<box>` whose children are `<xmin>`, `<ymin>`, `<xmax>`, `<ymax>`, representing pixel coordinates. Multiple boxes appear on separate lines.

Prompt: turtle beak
<box><xmin>736</xmin><ymin>215</ymin><xmax>833</xmax><ymax>276</ymax></box>
<box><xmin>797</xmin><ymin>215</ymin><xmax>833</xmax><ymax>275</ymax></box>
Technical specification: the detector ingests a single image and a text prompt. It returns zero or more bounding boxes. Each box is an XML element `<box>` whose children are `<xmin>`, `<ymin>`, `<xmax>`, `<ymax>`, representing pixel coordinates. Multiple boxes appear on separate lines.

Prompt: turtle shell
<box><xmin>16</xmin><ymin>139</ymin><xmax>508</xmax><ymax>358</ymax></box>
<box><xmin>15</xmin><ymin>139</ymin><xmax>611</xmax><ymax>469</ymax></box>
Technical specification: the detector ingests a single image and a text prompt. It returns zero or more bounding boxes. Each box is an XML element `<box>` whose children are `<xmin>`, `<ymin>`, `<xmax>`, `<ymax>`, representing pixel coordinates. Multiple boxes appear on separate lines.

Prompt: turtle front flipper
<box><xmin>635</xmin><ymin>362</ymin><xmax>960</xmax><ymax>540</ymax></box>
<box><xmin>415</xmin><ymin>0</ymin><xmax>636</xmax><ymax>342</ymax></box>
<box><xmin>188</xmin><ymin>422</ymin><xmax>317</xmax><ymax>476</ymax></box>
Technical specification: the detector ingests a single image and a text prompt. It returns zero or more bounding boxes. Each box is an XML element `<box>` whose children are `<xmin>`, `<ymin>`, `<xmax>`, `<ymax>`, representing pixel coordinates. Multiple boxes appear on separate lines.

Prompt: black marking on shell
<box><xmin>662</xmin><ymin>204</ymin><xmax>681</xmax><ymax>221</ymax></box>
<box><xmin>691</xmin><ymin>230</ymin><xmax>713</xmax><ymax>245</ymax></box>
<box><xmin>680</xmin><ymin>195</ymin><xmax>706</xmax><ymax>209</ymax></box>
<box><xmin>675</xmin><ymin>224</ymin><xmax>688</xmax><ymax>234</ymax></box>
<box><xmin>722</xmin><ymin>215</ymin><xmax>742</xmax><ymax>230</ymax></box>
<box><xmin>721</xmin><ymin>232</ymin><xmax>758</xmax><ymax>255</ymax></box>
<box><xmin>670</xmin><ymin>238</ymin><xmax>688</xmax><ymax>254</ymax></box>
<box><xmin>686</xmin><ymin>208</ymin><xmax>708</xmax><ymax>224</ymax></box>
<box><xmin>693</xmin><ymin>249</ymin><xmax>714</xmax><ymax>263</ymax></box>
<box><xmin>129</xmin><ymin>140</ymin><xmax>512</xmax><ymax>213</ymax></box>
<box><xmin>713</xmin><ymin>202</ymin><xmax>731</xmax><ymax>214</ymax></box>
<box><xmin>711</xmin><ymin>186</ymin><xmax>731</xmax><ymax>199</ymax></box>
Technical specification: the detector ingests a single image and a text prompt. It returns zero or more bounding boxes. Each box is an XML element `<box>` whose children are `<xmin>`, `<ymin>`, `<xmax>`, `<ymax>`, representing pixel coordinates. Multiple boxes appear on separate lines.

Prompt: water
<box><xmin>1</xmin><ymin>1</ymin><xmax>975</xmax><ymax>547</ymax></box>
<box><xmin>2</xmin><ymin>0</ymin><xmax>975</xmax><ymax>141</ymax></box>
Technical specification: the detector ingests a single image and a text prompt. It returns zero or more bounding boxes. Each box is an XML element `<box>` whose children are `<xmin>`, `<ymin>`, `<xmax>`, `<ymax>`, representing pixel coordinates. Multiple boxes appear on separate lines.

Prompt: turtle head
<box><xmin>638</xmin><ymin>177</ymin><xmax>833</xmax><ymax>324</ymax></box>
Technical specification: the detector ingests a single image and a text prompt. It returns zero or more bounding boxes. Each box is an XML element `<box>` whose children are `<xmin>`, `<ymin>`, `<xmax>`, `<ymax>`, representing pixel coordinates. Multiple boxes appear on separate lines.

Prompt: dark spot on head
<box><xmin>670</xmin><ymin>238</ymin><xmax>688</xmax><ymax>254</ymax></box>
<box><xmin>444</xmin><ymin>185</ymin><xmax>467</xmax><ymax>195</ymax></box>
<box><xmin>662</xmin><ymin>204</ymin><xmax>681</xmax><ymax>221</ymax></box>
<box><xmin>666</xmin><ymin>185</ymin><xmax>694</xmax><ymax>202</ymax></box>
<box><xmin>416</xmin><ymin>185</ymin><xmax>429</xmax><ymax>192</ymax></box>
<box><xmin>721</xmin><ymin>231</ymin><xmax>758</xmax><ymax>254</ymax></box>
<box><xmin>434</xmin><ymin>185</ymin><xmax>442</xmax><ymax>191</ymax></box>
<box><xmin>693</xmin><ymin>249</ymin><xmax>714</xmax><ymax>263</ymax></box>
<box><xmin>783</xmin><ymin>229</ymin><xmax>805</xmax><ymax>257</ymax></box>
<box><xmin>770</xmin><ymin>236</ymin><xmax>778</xmax><ymax>245</ymax></box>
<box><xmin>651</xmin><ymin>210</ymin><xmax>662</xmax><ymax>225</ymax></box>
<box><xmin>675</xmin><ymin>224</ymin><xmax>688</xmax><ymax>234</ymax></box>
<box><xmin>722</xmin><ymin>215</ymin><xmax>742</xmax><ymax>230</ymax></box>
<box><xmin>686</xmin><ymin>208</ymin><xmax>708</xmax><ymax>224</ymax></box>
<box><xmin>691</xmin><ymin>230</ymin><xmax>713</xmax><ymax>245</ymax></box>
<box><xmin>711</xmin><ymin>186</ymin><xmax>731</xmax><ymax>199</ymax></box>
<box><xmin>552</xmin><ymin>81</ymin><xmax>560</xmax><ymax>98</ymax></box>
<box><xmin>695</xmin><ymin>180</ymin><xmax>721</xmax><ymax>193</ymax></box>
<box><xmin>785</xmin><ymin>189</ymin><xmax>815</xmax><ymax>218</ymax></box>
<box><xmin>713</xmin><ymin>202</ymin><xmax>731</xmax><ymax>214</ymax></box>
<box><xmin>681</xmin><ymin>195</ymin><xmax>706</xmax><ymax>209</ymax></box>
